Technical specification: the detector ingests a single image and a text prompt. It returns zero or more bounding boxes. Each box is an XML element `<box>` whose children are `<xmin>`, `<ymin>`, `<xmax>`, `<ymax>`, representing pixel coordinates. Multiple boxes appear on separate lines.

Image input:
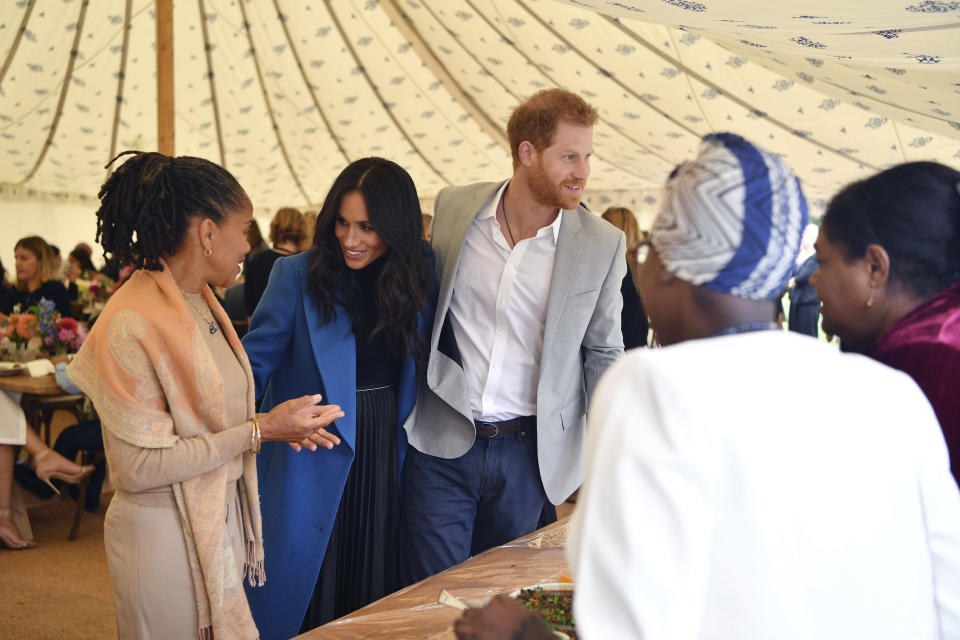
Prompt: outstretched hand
<box><xmin>259</xmin><ymin>394</ymin><xmax>343</xmax><ymax>451</ymax></box>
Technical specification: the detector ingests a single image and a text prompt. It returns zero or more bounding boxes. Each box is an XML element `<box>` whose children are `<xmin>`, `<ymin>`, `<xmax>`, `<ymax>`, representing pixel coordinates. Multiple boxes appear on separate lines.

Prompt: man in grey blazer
<box><xmin>401</xmin><ymin>89</ymin><xmax>626</xmax><ymax>583</ymax></box>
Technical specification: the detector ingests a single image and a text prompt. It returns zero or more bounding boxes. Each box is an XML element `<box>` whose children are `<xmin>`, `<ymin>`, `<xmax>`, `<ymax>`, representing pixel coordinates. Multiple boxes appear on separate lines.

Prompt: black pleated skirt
<box><xmin>300</xmin><ymin>384</ymin><xmax>400</xmax><ymax>631</ymax></box>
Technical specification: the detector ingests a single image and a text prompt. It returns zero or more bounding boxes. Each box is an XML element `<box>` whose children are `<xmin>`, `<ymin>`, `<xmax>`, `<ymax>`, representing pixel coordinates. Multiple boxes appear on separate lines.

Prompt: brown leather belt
<box><xmin>474</xmin><ymin>415</ymin><xmax>536</xmax><ymax>438</ymax></box>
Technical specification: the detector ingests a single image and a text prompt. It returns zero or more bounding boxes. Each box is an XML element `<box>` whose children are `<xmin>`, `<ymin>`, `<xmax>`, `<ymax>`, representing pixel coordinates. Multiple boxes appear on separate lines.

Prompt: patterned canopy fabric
<box><xmin>0</xmin><ymin>0</ymin><xmax>957</xmax><ymax>223</ymax></box>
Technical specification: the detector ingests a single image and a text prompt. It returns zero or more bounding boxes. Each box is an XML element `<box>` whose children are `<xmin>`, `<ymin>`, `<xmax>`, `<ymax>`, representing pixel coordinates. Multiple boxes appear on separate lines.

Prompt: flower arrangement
<box><xmin>79</xmin><ymin>272</ymin><xmax>115</xmax><ymax>306</ymax></box>
<box><xmin>78</xmin><ymin>265</ymin><xmax>133</xmax><ymax>312</ymax></box>
<box><xmin>0</xmin><ymin>298</ymin><xmax>87</xmax><ymax>360</ymax></box>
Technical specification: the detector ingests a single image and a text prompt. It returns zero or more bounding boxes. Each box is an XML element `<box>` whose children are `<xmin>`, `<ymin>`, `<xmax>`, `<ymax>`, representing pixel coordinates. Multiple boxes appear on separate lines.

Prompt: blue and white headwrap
<box><xmin>651</xmin><ymin>133</ymin><xmax>808</xmax><ymax>300</ymax></box>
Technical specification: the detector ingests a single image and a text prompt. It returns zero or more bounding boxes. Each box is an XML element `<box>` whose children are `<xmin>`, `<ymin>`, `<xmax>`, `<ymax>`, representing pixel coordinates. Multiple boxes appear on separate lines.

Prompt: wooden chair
<box><xmin>21</xmin><ymin>394</ymin><xmax>88</xmax><ymax>447</ymax></box>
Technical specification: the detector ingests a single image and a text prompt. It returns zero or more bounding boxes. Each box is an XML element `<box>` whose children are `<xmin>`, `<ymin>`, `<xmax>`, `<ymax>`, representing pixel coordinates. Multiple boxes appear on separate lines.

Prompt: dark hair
<box><xmin>506</xmin><ymin>88</ymin><xmax>598</xmax><ymax>168</ymax></box>
<box><xmin>246</xmin><ymin>218</ymin><xmax>265</xmax><ymax>249</ymax></box>
<box><xmin>95</xmin><ymin>151</ymin><xmax>249</xmax><ymax>271</ymax></box>
<box><xmin>821</xmin><ymin>161</ymin><xmax>960</xmax><ymax>298</ymax></box>
<box><xmin>69</xmin><ymin>248</ymin><xmax>97</xmax><ymax>274</ymax></box>
<box><xmin>308</xmin><ymin>157</ymin><xmax>430</xmax><ymax>362</ymax></box>
<box><xmin>0</xmin><ymin>254</ymin><xmax>9</xmax><ymax>309</ymax></box>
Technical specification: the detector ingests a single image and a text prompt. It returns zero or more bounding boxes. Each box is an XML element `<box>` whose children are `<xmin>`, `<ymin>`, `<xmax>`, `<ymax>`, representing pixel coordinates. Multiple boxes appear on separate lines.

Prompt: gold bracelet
<box><xmin>250</xmin><ymin>416</ymin><xmax>262</xmax><ymax>454</ymax></box>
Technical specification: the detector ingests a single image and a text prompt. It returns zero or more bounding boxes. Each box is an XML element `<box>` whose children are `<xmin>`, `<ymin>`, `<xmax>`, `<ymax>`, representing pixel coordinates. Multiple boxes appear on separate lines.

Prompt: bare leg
<box><xmin>0</xmin><ymin>444</ymin><xmax>34</xmax><ymax>549</ymax></box>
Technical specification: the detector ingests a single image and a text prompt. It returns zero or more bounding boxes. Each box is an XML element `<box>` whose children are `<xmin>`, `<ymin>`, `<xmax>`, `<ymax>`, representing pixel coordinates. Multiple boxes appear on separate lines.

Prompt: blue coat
<box><xmin>242</xmin><ymin>250</ymin><xmax>433</xmax><ymax>640</ymax></box>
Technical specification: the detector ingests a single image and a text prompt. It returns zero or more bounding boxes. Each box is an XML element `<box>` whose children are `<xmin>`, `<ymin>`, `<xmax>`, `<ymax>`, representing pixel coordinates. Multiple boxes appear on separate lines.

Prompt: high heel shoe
<box><xmin>32</xmin><ymin>448</ymin><xmax>95</xmax><ymax>496</ymax></box>
<box><xmin>0</xmin><ymin>508</ymin><xmax>36</xmax><ymax>550</ymax></box>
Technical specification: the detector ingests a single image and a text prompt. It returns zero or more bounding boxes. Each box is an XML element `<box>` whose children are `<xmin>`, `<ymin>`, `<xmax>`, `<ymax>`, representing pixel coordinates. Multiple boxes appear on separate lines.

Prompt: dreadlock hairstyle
<box><xmin>307</xmin><ymin>157</ymin><xmax>431</xmax><ymax>363</ymax></box>
<box><xmin>95</xmin><ymin>151</ymin><xmax>249</xmax><ymax>271</ymax></box>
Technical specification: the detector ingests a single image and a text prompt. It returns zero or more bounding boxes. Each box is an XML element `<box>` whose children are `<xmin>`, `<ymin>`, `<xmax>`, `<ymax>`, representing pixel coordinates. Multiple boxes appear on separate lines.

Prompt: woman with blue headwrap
<box><xmin>454</xmin><ymin>134</ymin><xmax>960</xmax><ymax>640</ymax></box>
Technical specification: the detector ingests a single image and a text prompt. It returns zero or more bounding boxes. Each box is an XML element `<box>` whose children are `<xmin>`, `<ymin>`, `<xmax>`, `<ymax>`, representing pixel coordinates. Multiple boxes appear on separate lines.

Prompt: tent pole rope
<box><xmin>511</xmin><ymin>0</ymin><xmax>702</xmax><ymax>139</ymax></box>
<box><xmin>198</xmin><ymin>0</ymin><xmax>227</xmax><ymax>168</ymax></box>
<box><xmin>379</xmin><ymin>0</ymin><xmax>510</xmax><ymax>153</ymax></box>
<box><xmin>324</xmin><ymin>0</ymin><xmax>452</xmax><ymax>187</ymax></box>
<box><xmin>0</xmin><ymin>0</ymin><xmax>36</xmax><ymax>91</ymax></box>
<box><xmin>459</xmin><ymin>0</ymin><xmax>667</xmax><ymax>177</ymax></box>
<box><xmin>603</xmin><ymin>15</ymin><xmax>882</xmax><ymax>172</ymax></box>
<box><xmin>354</xmin><ymin>0</ymin><xmax>507</xmax><ymax>171</ymax></box>
<box><xmin>273</xmin><ymin>0</ymin><xmax>351</xmax><ymax>167</ymax></box>
<box><xmin>107</xmin><ymin>0</ymin><xmax>133</xmax><ymax>173</ymax></box>
<box><xmin>18</xmin><ymin>0</ymin><xmax>90</xmax><ymax>185</ymax></box>
<box><xmin>237</xmin><ymin>0</ymin><xmax>312</xmax><ymax>204</ymax></box>
<box><xmin>666</xmin><ymin>29</ymin><xmax>719</xmax><ymax>134</ymax></box>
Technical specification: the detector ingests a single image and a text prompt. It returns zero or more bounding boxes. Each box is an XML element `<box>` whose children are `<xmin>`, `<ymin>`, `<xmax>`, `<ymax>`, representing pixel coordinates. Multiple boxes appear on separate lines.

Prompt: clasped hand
<box><xmin>259</xmin><ymin>394</ymin><xmax>344</xmax><ymax>452</ymax></box>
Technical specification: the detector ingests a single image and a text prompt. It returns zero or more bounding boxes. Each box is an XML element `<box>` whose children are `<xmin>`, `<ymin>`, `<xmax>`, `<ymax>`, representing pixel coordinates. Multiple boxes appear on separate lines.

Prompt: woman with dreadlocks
<box><xmin>66</xmin><ymin>151</ymin><xmax>345</xmax><ymax>640</ymax></box>
<box><xmin>241</xmin><ymin>157</ymin><xmax>435</xmax><ymax>639</ymax></box>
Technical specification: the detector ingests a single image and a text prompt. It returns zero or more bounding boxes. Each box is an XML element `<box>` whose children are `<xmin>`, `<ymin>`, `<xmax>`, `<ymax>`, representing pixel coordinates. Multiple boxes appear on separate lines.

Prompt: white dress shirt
<box><xmin>569</xmin><ymin>331</ymin><xmax>960</xmax><ymax>640</ymax></box>
<box><xmin>449</xmin><ymin>180</ymin><xmax>562</xmax><ymax>421</ymax></box>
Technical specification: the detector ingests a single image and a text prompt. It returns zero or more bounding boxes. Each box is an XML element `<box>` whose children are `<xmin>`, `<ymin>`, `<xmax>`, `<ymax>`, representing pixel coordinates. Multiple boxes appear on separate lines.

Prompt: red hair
<box><xmin>507</xmin><ymin>89</ymin><xmax>598</xmax><ymax>167</ymax></box>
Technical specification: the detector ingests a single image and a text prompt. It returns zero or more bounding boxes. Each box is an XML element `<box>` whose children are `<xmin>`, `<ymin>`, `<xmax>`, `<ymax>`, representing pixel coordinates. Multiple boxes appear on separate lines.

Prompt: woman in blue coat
<box><xmin>242</xmin><ymin>158</ymin><xmax>435</xmax><ymax>639</ymax></box>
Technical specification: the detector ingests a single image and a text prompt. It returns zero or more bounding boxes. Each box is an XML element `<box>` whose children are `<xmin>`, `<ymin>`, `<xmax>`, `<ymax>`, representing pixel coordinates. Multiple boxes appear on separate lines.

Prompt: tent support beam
<box><xmin>156</xmin><ymin>0</ymin><xmax>174</xmax><ymax>155</ymax></box>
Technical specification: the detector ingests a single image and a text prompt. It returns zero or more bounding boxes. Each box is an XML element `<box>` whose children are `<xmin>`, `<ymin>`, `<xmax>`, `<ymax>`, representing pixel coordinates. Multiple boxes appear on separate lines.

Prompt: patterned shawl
<box><xmin>67</xmin><ymin>260</ymin><xmax>264</xmax><ymax>640</ymax></box>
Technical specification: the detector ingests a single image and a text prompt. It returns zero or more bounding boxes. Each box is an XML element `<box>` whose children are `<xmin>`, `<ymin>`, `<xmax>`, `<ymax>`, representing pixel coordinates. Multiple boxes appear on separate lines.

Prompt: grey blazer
<box><xmin>403</xmin><ymin>181</ymin><xmax>626</xmax><ymax>504</ymax></box>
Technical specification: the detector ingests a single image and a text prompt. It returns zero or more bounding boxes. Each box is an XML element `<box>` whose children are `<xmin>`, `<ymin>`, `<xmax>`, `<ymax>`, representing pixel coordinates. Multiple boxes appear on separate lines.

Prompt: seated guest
<box><xmin>454</xmin><ymin>134</ymin><xmax>960</xmax><ymax>640</ymax></box>
<box><xmin>245</xmin><ymin>218</ymin><xmax>270</xmax><ymax>264</ymax></box>
<box><xmin>2</xmin><ymin>236</ymin><xmax>72</xmax><ymax>318</ymax></box>
<box><xmin>243</xmin><ymin>207</ymin><xmax>307</xmax><ymax>317</ymax></box>
<box><xmin>0</xmin><ymin>256</ymin><xmax>11</xmax><ymax>312</ymax></box>
<box><xmin>64</xmin><ymin>247</ymin><xmax>99</xmax><ymax>301</ymax></box>
<box><xmin>1</xmin><ymin>393</ymin><xmax>94</xmax><ymax>549</ymax></box>
<box><xmin>812</xmin><ymin>162</ymin><xmax>960</xmax><ymax>484</ymax></box>
<box><xmin>15</xmin><ymin>357</ymin><xmax>106</xmax><ymax>512</ymax></box>
<box><xmin>601</xmin><ymin>207</ymin><xmax>649</xmax><ymax>348</ymax></box>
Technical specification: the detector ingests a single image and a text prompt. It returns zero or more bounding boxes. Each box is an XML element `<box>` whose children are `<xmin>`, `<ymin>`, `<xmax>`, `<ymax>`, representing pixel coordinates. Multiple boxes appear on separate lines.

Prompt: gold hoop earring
<box><xmin>203</xmin><ymin>247</ymin><xmax>212</xmax><ymax>257</ymax></box>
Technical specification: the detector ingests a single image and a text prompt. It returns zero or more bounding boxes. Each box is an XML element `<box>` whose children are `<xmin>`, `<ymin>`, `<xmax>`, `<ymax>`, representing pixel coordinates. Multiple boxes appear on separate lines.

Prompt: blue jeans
<box><xmin>400</xmin><ymin>426</ymin><xmax>548</xmax><ymax>585</ymax></box>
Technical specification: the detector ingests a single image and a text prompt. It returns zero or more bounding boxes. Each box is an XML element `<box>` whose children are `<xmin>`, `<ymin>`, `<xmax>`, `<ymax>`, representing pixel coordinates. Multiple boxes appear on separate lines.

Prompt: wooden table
<box><xmin>0</xmin><ymin>372</ymin><xmax>62</xmax><ymax>396</ymax></box>
<box><xmin>297</xmin><ymin>518</ymin><xmax>572</xmax><ymax>640</ymax></box>
<box><xmin>0</xmin><ymin>372</ymin><xmax>86</xmax><ymax>446</ymax></box>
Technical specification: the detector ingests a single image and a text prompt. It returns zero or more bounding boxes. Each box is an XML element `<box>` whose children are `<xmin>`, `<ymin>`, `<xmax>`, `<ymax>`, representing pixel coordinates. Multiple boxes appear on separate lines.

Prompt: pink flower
<box><xmin>59</xmin><ymin>317</ymin><xmax>79</xmax><ymax>333</ymax></box>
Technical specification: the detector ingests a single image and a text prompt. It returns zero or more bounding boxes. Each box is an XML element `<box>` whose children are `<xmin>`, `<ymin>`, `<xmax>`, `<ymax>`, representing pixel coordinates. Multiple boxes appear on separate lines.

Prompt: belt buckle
<box><xmin>478</xmin><ymin>421</ymin><xmax>499</xmax><ymax>438</ymax></box>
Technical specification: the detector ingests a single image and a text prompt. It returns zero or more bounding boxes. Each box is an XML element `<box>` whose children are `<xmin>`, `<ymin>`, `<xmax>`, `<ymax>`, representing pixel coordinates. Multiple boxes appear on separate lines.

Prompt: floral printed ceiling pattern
<box><xmin>0</xmin><ymin>0</ymin><xmax>958</xmax><ymax>221</ymax></box>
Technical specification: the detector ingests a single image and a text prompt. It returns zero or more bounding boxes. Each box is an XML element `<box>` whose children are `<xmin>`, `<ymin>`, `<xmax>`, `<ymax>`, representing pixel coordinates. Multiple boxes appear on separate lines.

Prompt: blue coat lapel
<box><xmin>302</xmin><ymin>297</ymin><xmax>358</xmax><ymax>452</ymax></box>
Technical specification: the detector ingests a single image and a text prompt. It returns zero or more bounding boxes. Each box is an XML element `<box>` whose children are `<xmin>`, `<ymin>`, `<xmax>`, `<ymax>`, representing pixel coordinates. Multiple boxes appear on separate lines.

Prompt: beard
<box><xmin>527</xmin><ymin>160</ymin><xmax>585</xmax><ymax>211</ymax></box>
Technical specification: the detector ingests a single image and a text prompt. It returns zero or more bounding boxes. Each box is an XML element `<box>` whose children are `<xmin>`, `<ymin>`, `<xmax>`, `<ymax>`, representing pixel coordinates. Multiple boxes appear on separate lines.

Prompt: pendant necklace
<box><xmin>500</xmin><ymin>196</ymin><xmax>518</xmax><ymax>247</ymax></box>
<box><xmin>180</xmin><ymin>288</ymin><xmax>219</xmax><ymax>335</ymax></box>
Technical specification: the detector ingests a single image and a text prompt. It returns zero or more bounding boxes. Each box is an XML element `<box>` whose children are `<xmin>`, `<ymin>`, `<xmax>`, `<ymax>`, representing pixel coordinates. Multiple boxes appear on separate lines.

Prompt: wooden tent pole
<box><xmin>156</xmin><ymin>0</ymin><xmax>174</xmax><ymax>155</ymax></box>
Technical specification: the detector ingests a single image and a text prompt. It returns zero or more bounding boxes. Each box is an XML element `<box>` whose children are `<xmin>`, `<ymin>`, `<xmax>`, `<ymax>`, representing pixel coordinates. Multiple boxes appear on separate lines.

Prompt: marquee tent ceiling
<box><xmin>0</xmin><ymin>0</ymin><xmax>958</xmax><ymax>221</ymax></box>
